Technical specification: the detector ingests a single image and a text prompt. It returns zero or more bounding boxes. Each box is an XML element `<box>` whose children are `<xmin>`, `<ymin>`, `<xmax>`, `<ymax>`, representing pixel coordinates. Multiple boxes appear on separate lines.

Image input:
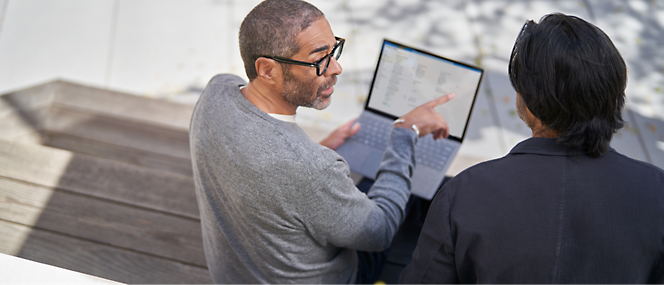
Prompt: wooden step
<box><xmin>42</xmin><ymin>104</ymin><xmax>192</xmax><ymax>175</ymax></box>
<box><xmin>48</xmin><ymin>81</ymin><xmax>194</xmax><ymax>175</ymax></box>
<box><xmin>0</xmin><ymin>138</ymin><xmax>209</xmax><ymax>283</ymax></box>
<box><xmin>53</xmin><ymin>81</ymin><xmax>194</xmax><ymax>131</ymax></box>
<box><xmin>0</xmin><ymin>177</ymin><xmax>206</xmax><ymax>267</ymax></box>
<box><xmin>0</xmin><ymin>220</ymin><xmax>211</xmax><ymax>284</ymax></box>
<box><xmin>43</xmin><ymin>131</ymin><xmax>192</xmax><ymax>176</ymax></box>
<box><xmin>0</xmin><ymin>139</ymin><xmax>199</xmax><ymax>219</ymax></box>
<box><xmin>0</xmin><ymin>81</ymin><xmax>56</xmax><ymax>143</ymax></box>
<box><xmin>1</xmin><ymin>81</ymin><xmax>195</xmax><ymax>175</ymax></box>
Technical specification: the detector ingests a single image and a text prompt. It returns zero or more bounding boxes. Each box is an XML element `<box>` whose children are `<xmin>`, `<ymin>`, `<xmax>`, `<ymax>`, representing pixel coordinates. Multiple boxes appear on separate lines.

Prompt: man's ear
<box><xmin>255</xmin><ymin>58</ymin><xmax>283</xmax><ymax>85</ymax></box>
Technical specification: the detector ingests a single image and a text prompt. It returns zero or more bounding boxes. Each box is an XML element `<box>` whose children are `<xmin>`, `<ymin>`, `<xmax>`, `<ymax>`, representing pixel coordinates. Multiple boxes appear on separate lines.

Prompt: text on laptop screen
<box><xmin>367</xmin><ymin>41</ymin><xmax>483</xmax><ymax>139</ymax></box>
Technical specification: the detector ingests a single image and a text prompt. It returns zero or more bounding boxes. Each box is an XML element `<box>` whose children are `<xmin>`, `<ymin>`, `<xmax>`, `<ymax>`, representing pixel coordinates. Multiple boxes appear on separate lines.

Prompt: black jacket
<box><xmin>400</xmin><ymin>137</ymin><xmax>664</xmax><ymax>283</ymax></box>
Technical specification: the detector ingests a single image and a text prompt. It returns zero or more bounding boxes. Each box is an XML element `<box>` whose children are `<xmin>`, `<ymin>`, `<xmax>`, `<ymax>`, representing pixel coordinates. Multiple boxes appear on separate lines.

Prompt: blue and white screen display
<box><xmin>368</xmin><ymin>41</ymin><xmax>483</xmax><ymax>139</ymax></box>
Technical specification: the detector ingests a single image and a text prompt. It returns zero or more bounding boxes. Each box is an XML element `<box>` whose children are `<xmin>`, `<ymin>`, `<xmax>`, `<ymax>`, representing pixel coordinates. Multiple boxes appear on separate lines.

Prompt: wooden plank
<box><xmin>0</xmin><ymin>81</ymin><xmax>55</xmax><ymax>141</ymax></box>
<box><xmin>0</xmin><ymin>81</ymin><xmax>55</xmax><ymax>115</ymax></box>
<box><xmin>0</xmin><ymin>177</ymin><xmax>206</xmax><ymax>267</ymax></box>
<box><xmin>0</xmin><ymin>220</ymin><xmax>212</xmax><ymax>284</ymax></box>
<box><xmin>0</xmin><ymin>107</ymin><xmax>48</xmax><ymax>141</ymax></box>
<box><xmin>44</xmin><ymin>131</ymin><xmax>193</xmax><ymax>176</ymax></box>
<box><xmin>0</xmin><ymin>139</ymin><xmax>73</xmax><ymax>187</ymax></box>
<box><xmin>0</xmin><ymin>179</ymin><xmax>54</xmax><ymax>234</ymax></box>
<box><xmin>0</xmin><ymin>139</ymin><xmax>199</xmax><ymax>219</ymax></box>
<box><xmin>3</xmin><ymin>131</ymin><xmax>44</xmax><ymax>145</ymax></box>
<box><xmin>54</xmin><ymin>81</ymin><xmax>194</xmax><ymax>131</ymax></box>
<box><xmin>44</xmin><ymin>105</ymin><xmax>191</xmax><ymax>160</ymax></box>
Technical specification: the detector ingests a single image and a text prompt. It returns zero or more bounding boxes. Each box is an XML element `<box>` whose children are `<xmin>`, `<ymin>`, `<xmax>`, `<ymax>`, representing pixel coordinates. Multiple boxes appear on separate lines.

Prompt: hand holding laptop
<box><xmin>394</xmin><ymin>93</ymin><xmax>456</xmax><ymax>140</ymax></box>
<box><xmin>321</xmin><ymin>119</ymin><xmax>362</xmax><ymax>150</ymax></box>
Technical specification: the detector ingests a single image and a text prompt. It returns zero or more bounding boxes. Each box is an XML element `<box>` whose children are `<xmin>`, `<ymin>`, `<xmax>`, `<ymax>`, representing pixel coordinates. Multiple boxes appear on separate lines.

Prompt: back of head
<box><xmin>239</xmin><ymin>0</ymin><xmax>324</xmax><ymax>80</ymax></box>
<box><xmin>508</xmin><ymin>13</ymin><xmax>627</xmax><ymax>157</ymax></box>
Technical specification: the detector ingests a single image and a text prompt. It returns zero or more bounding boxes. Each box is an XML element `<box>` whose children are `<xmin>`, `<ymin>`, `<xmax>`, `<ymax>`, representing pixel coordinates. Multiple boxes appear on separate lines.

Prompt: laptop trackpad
<box><xmin>359</xmin><ymin>150</ymin><xmax>383</xmax><ymax>179</ymax></box>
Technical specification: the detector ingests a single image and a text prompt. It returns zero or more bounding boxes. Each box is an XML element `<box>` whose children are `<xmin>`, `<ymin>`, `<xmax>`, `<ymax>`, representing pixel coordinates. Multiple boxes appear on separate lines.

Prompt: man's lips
<box><xmin>320</xmin><ymin>77</ymin><xmax>337</xmax><ymax>97</ymax></box>
<box><xmin>321</xmin><ymin>86</ymin><xmax>334</xmax><ymax>96</ymax></box>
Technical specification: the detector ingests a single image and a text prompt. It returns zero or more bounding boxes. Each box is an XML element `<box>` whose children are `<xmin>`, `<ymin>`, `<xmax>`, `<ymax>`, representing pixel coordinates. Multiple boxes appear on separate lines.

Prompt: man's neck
<box><xmin>531</xmin><ymin>123</ymin><xmax>559</xmax><ymax>138</ymax></box>
<box><xmin>241</xmin><ymin>82</ymin><xmax>297</xmax><ymax>115</ymax></box>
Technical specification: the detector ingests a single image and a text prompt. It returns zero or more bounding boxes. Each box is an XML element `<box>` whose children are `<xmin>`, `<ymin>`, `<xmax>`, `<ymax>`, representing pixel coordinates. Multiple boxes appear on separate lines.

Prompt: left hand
<box><xmin>319</xmin><ymin>119</ymin><xmax>361</xmax><ymax>150</ymax></box>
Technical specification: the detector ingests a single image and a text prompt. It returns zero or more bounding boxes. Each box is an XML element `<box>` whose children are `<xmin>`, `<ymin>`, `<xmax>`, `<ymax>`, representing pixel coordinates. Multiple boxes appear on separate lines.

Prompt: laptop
<box><xmin>335</xmin><ymin>39</ymin><xmax>483</xmax><ymax>200</ymax></box>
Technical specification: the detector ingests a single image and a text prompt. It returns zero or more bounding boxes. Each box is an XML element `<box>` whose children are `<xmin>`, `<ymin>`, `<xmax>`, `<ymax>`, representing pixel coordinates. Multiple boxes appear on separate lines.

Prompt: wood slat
<box><xmin>2</xmin><ymin>131</ymin><xmax>44</xmax><ymax>145</ymax></box>
<box><xmin>0</xmin><ymin>81</ymin><xmax>55</xmax><ymax>115</ymax></box>
<box><xmin>0</xmin><ymin>220</ymin><xmax>212</xmax><ymax>284</ymax></box>
<box><xmin>0</xmin><ymin>139</ymin><xmax>199</xmax><ymax>219</ymax></box>
<box><xmin>43</xmin><ymin>131</ymin><xmax>193</xmax><ymax>176</ymax></box>
<box><xmin>54</xmin><ymin>81</ymin><xmax>194</xmax><ymax>131</ymax></box>
<box><xmin>44</xmin><ymin>105</ymin><xmax>191</xmax><ymax>160</ymax></box>
<box><xmin>0</xmin><ymin>107</ymin><xmax>49</xmax><ymax>141</ymax></box>
<box><xmin>0</xmin><ymin>177</ymin><xmax>206</xmax><ymax>267</ymax></box>
<box><xmin>0</xmin><ymin>82</ymin><xmax>55</xmax><ymax>142</ymax></box>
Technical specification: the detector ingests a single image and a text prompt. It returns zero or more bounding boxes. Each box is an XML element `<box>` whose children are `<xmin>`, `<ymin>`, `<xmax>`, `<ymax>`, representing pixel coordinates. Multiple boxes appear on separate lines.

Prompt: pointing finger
<box><xmin>425</xmin><ymin>93</ymin><xmax>456</xmax><ymax>108</ymax></box>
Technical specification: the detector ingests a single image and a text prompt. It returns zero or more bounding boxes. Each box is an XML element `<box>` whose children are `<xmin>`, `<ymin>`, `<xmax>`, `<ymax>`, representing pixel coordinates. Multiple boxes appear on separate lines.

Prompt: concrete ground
<box><xmin>0</xmin><ymin>0</ymin><xmax>662</xmax><ymax>169</ymax></box>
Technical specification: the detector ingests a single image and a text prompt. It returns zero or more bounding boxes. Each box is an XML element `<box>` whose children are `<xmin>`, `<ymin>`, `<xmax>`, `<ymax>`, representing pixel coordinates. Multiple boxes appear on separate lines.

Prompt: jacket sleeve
<box><xmin>399</xmin><ymin>182</ymin><xmax>458</xmax><ymax>283</ymax></box>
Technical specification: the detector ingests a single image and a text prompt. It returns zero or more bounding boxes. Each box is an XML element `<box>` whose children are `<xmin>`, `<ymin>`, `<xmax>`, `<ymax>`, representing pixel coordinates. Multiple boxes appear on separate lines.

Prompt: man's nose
<box><xmin>325</xmin><ymin>56</ymin><xmax>342</xmax><ymax>76</ymax></box>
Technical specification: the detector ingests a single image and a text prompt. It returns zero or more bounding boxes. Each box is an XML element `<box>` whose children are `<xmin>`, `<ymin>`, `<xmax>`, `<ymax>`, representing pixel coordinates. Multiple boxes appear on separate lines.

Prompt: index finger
<box><xmin>424</xmin><ymin>93</ymin><xmax>456</xmax><ymax>107</ymax></box>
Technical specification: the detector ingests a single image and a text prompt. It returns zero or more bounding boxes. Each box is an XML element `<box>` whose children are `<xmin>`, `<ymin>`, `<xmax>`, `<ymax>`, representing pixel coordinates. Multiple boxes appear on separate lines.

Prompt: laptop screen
<box><xmin>366</xmin><ymin>40</ymin><xmax>484</xmax><ymax>141</ymax></box>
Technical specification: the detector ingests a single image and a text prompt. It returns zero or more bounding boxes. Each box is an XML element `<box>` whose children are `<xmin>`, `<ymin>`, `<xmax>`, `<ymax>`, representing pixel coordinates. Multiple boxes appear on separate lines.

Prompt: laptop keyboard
<box><xmin>353</xmin><ymin>116</ymin><xmax>454</xmax><ymax>171</ymax></box>
<box><xmin>353</xmin><ymin>116</ymin><xmax>391</xmax><ymax>150</ymax></box>
<box><xmin>416</xmin><ymin>137</ymin><xmax>453</xmax><ymax>170</ymax></box>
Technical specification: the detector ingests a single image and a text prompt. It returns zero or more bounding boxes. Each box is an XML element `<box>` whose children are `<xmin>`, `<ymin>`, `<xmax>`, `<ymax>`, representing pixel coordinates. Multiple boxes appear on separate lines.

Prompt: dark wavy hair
<box><xmin>239</xmin><ymin>0</ymin><xmax>324</xmax><ymax>80</ymax></box>
<box><xmin>509</xmin><ymin>13</ymin><xmax>627</xmax><ymax>157</ymax></box>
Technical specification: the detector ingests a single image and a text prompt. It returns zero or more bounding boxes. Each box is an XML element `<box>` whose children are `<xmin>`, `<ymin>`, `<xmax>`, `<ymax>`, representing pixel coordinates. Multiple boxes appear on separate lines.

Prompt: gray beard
<box><xmin>281</xmin><ymin>74</ymin><xmax>332</xmax><ymax>110</ymax></box>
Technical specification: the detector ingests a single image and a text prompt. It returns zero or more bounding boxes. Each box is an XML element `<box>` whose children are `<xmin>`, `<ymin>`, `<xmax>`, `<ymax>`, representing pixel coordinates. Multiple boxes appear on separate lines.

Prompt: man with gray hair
<box><xmin>189</xmin><ymin>0</ymin><xmax>454</xmax><ymax>283</ymax></box>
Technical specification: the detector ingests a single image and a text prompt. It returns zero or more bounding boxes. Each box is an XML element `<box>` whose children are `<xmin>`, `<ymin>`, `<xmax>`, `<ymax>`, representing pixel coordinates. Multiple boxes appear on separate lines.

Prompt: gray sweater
<box><xmin>190</xmin><ymin>74</ymin><xmax>417</xmax><ymax>283</ymax></box>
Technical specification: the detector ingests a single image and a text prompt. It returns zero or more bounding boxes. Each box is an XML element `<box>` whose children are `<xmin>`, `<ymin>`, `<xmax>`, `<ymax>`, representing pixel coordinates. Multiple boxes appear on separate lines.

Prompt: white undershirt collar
<box><xmin>267</xmin><ymin>113</ymin><xmax>297</xmax><ymax>123</ymax></box>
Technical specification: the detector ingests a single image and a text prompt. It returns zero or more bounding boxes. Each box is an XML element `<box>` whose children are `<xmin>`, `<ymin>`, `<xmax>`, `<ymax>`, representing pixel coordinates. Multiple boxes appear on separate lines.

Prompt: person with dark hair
<box><xmin>189</xmin><ymin>0</ymin><xmax>455</xmax><ymax>283</ymax></box>
<box><xmin>400</xmin><ymin>13</ymin><xmax>664</xmax><ymax>284</ymax></box>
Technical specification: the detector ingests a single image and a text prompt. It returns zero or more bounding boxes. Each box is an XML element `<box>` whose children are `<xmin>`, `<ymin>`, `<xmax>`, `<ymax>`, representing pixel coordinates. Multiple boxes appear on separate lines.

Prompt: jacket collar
<box><xmin>509</xmin><ymin>137</ymin><xmax>616</xmax><ymax>157</ymax></box>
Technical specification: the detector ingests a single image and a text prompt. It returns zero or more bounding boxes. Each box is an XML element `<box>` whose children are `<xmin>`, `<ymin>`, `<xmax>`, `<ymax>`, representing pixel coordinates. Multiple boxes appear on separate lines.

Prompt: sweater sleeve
<box><xmin>295</xmin><ymin>127</ymin><xmax>417</xmax><ymax>252</ymax></box>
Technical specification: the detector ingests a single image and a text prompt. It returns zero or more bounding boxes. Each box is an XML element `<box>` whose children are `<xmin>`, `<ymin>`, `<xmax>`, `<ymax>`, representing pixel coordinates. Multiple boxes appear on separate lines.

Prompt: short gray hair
<box><xmin>239</xmin><ymin>0</ymin><xmax>324</xmax><ymax>80</ymax></box>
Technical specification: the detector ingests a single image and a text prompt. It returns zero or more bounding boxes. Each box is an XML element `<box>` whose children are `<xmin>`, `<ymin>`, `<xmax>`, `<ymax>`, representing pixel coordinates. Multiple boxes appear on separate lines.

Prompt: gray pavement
<box><xmin>0</xmin><ymin>0</ymin><xmax>662</xmax><ymax>169</ymax></box>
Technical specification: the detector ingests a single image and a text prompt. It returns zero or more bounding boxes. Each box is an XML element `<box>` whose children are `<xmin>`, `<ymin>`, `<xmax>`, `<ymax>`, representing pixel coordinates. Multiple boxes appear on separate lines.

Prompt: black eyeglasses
<box><xmin>260</xmin><ymin>36</ymin><xmax>344</xmax><ymax>76</ymax></box>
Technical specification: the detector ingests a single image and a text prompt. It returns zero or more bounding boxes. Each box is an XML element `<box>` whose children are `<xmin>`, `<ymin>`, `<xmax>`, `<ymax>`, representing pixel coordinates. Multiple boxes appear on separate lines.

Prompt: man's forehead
<box><xmin>296</xmin><ymin>18</ymin><xmax>336</xmax><ymax>55</ymax></box>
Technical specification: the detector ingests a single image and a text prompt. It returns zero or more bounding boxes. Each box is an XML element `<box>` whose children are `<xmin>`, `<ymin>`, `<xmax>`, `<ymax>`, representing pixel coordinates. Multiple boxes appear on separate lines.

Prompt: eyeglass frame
<box><xmin>258</xmin><ymin>36</ymin><xmax>345</xmax><ymax>76</ymax></box>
